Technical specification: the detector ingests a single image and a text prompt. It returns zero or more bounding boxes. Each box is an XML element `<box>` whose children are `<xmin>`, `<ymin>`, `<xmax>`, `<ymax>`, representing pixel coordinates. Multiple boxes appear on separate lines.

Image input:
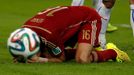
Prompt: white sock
<box><xmin>71</xmin><ymin>0</ymin><xmax>84</xmax><ymax>6</ymax></box>
<box><xmin>130</xmin><ymin>4</ymin><xmax>134</xmax><ymax>37</ymax></box>
<box><xmin>97</xmin><ymin>3</ymin><xmax>111</xmax><ymax>49</ymax></box>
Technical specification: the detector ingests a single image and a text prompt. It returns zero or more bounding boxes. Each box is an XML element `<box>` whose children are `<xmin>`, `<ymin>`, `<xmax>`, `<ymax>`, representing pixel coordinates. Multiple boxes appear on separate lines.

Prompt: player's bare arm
<box><xmin>28</xmin><ymin>55</ymin><xmax>65</xmax><ymax>63</ymax></box>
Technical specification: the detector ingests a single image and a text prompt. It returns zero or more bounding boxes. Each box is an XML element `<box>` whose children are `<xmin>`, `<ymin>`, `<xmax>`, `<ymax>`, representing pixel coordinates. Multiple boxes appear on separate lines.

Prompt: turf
<box><xmin>0</xmin><ymin>0</ymin><xmax>134</xmax><ymax>75</ymax></box>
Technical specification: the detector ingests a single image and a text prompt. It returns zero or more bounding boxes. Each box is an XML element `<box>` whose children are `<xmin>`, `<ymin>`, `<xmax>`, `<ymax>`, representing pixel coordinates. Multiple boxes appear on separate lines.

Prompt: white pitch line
<box><xmin>113</xmin><ymin>24</ymin><xmax>131</xmax><ymax>28</ymax></box>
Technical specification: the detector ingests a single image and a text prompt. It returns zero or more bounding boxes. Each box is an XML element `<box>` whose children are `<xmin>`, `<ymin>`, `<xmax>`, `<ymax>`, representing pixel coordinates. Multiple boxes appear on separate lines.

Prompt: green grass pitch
<box><xmin>0</xmin><ymin>0</ymin><xmax>134</xmax><ymax>75</ymax></box>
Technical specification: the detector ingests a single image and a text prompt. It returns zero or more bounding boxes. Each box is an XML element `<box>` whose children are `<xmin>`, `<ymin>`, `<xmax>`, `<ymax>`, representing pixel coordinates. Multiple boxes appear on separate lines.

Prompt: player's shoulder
<box><xmin>80</xmin><ymin>6</ymin><xmax>95</xmax><ymax>11</ymax></box>
<box><xmin>68</xmin><ymin>6</ymin><xmax>94</xmax><ymax>11</ymax></box>
<box><xmin>67</xmin><ymin>5</ymin><xmax>88</xmax><ymax>7</ymax></box>
<box><xmin>45</xmin><ymin>6</ymin><xmax>93</xmax><ymax>11</ymax></box>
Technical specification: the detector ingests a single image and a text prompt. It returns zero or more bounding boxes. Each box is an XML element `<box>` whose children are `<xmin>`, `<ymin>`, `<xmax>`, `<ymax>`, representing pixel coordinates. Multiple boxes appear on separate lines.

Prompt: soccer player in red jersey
<box><xmin>9</xmin><ymin>6</ymin><xmax>130</xmax><ymax>63</ymax></box>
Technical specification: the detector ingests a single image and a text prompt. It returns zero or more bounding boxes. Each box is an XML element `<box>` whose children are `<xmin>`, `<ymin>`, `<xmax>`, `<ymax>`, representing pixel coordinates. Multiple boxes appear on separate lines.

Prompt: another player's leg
<box><xmin>102</xmin><ymin>0</ymin><xmax>117</xmax><ymax>32</ymax></box>
<box><xmin>130</xmin><ymin>0</ymin><xmax>134</xmax><ymax>36</ymax></box>
<box><xmin>71</xmin><ymin>0</ymin><xmax>84</xmax><ymax>6</ymax></box>
<box><xmin>107</xmin><ymin>23</ymin><xmax>118</xmax><ymax>32</ymax></box>
<box><xmin>94</xmin><ymin>0</ymin><xmax>116</xmax><ymax>49</ymax></box>
<box><xmin>94</xmin><ymin>0</ymin><xmax>117</xmax><ymax>32</ymax></box>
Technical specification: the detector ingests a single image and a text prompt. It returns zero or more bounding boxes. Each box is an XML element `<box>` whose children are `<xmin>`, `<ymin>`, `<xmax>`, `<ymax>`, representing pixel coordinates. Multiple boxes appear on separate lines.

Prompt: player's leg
<box><xmin>104</xmin><ymin>0</ymin><xmax>117</xmax><ymax>32</ymax></box>
<box><xmin>71</xmin><ymin>0</ymin><xmax>84</xmax><ymax>6</ymax></box>
<box><xmin>106</xmin><ymin>43</ymin><xmax>131</xmax><ymax>62</ymax></box>
<box><xmin>64</xmin><ymin>44</ymin><xmax>117</xmax><ymax>62</ymax></box>
<box><xmin>75</xmin><ymin>9</ymin><xmax>102</xmax><ymax>63</ymax></box>
<box><xmin>94</xmin><ymin>0</ymin><xmax>116</xmax><ymax>49</ymax></box>
<box><xmin>91</xmin><ymin>49</ymin><xmax>117</xmax><ymax>62</ymax></box>
<box><xmin>76</xmin><ymin>43</ymin><xmax>130</xmax><ymax>63</ymax></box>
<box><xmin>91</xmin><ymin>43</ymin><xmax>131</xmax><ymax>63</ymax></box>
<box><xmin>130</xmin><ymin>0</ymin><xmax>134</xmax><ymax>36</ymax></box>
<box><xmin>76</xmin><ymin>43</ymin><xmax>94</xmax><ymax>63</ymax></box>
<box><xmin>94</xmin><ymin>0</ymin><xmax>117</xmax><ymax>32</ymax></box>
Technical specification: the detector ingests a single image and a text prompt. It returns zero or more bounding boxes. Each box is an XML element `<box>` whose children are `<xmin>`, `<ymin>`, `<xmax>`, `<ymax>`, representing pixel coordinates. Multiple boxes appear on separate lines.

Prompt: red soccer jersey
<box><xmin>23</xmin><ymin>6</ymin><xmax>101</xmax><ymax>55</ymax></box>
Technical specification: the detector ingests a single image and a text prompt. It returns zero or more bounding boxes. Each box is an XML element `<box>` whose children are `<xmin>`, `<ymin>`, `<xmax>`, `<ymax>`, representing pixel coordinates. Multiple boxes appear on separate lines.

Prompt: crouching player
<box><xmin>7</xmin><ymin>6</ymin><xmax>130</xmax><ymax>63</ymax></box>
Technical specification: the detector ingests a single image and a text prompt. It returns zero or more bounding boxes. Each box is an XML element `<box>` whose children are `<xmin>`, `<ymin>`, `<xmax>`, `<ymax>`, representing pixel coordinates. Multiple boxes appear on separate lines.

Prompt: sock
<box><xmin>130</xmin><ymin>4</ymin><xmax>134</xmax><ymax>37</ymax></box>
<box><xmin>96</xmin><ymin>49</ymin><xmax>117</xmax><ymax>62</ymax></box>
<box><xmin>71</xmin><ymin>0</ymin><xmax>84</xmax><ymax>6</ymax></box>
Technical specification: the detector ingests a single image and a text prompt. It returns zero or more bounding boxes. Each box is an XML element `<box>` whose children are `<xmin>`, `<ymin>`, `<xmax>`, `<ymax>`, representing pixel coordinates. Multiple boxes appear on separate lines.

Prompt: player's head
<box><xmin>7</xmin><ymin>28</ymin><xmax>41</xmax><ymax>63</ymax></box>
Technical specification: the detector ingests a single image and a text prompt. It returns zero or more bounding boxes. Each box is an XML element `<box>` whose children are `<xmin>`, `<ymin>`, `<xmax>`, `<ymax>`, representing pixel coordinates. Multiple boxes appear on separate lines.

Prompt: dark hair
<box><xmin>16</xmin><ymin>55</ymin><xmax>27</xmax><ymax>63</ymax></box>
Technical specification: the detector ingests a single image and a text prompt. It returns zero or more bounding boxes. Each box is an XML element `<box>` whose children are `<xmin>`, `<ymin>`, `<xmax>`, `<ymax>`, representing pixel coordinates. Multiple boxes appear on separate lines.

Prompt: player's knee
<box><xmin>103</xmin><ymin>0</ymin><xmax>116</xmax><ymax>9</ymax></box>
<box><xmin>75</xmin><ymin>57</ymin><xmax>85</xmax><ymax>63</ymax></box>
<box><xmin>75</xmin><ymin>56</ymin><xmax>90</xmax><ymax>63</ymax></box>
